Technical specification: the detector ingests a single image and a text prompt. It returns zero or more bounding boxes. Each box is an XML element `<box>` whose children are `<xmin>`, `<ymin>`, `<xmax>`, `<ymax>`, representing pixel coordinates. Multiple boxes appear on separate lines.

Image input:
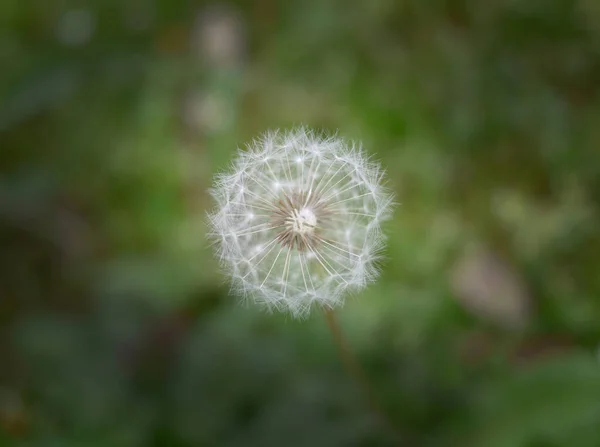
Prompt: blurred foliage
<box><xmin>1</xmin><ymin>0</ymin><xmax>600</xmax><ymax>446</ymax></box>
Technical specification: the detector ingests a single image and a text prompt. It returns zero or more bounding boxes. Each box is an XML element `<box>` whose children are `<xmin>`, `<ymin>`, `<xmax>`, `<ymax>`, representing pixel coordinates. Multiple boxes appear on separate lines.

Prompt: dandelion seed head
<box><xmin>207</xmin><ymin>127</ymin><xmax>394</xmax><ymax>318</ymax></box>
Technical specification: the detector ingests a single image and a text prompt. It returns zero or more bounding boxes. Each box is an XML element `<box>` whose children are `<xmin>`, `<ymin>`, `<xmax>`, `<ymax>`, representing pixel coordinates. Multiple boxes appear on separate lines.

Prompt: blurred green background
<box><xmin>2</xmin><ymin>1</ymin><xmax>600</xmax><ymax>446</ymax></box>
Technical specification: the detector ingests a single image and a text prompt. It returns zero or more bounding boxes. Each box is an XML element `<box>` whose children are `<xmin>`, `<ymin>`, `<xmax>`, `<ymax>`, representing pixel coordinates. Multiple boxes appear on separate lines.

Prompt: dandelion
<box><xmin>207</xmin><ymin>127</ymin><xmax>393</xmax><ymax>318</ymax></box>
<box><xmin>207</xmin><ymin>128</ymin><xmax>398</xmax><ymax>437</ymax></box>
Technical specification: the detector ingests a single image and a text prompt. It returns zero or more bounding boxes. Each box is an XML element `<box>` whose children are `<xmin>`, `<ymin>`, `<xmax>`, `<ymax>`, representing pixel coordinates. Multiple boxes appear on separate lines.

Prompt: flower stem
<box><xmin>323</xmin><ymin>308</ymin><xmax>400</xmax><ymax>442</ymax></box>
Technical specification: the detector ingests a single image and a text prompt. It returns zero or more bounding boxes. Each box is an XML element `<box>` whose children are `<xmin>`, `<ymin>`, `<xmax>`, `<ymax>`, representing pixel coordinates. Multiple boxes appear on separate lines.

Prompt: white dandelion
<box><xmin>207</xmin><ymin>127</ymin><xmax>394</xmax><ymax>318</ymax></box>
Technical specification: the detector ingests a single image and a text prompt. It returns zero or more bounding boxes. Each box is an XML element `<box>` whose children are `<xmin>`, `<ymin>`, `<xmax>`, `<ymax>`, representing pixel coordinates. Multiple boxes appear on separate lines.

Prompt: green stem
<box><xmin>323</xmin><ymin>308</ymin><xmax>400</xmax><ymax>443</ymax></box>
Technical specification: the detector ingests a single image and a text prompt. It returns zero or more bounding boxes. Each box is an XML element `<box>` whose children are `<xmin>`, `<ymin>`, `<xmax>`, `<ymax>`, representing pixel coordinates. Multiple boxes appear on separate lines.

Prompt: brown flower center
<box><xmin>270</xmin><ymin>190</ymin><xmax>330</xmax><ymax>251</ymax></box>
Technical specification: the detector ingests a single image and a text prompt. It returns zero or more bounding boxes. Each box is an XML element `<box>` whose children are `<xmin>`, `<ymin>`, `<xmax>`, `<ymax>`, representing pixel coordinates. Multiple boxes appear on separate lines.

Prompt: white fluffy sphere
<box><xmin>207</xmin><ymin>128</ymin><xmax>394</xmax><ymax>317</ymax></box>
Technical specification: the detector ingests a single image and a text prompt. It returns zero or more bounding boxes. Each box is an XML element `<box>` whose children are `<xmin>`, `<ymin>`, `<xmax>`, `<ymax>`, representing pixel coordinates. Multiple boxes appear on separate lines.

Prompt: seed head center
<box><xmin>287</xmin><ymin>207</ymin><xmax>317</xmax><ymax>235</ymax></box>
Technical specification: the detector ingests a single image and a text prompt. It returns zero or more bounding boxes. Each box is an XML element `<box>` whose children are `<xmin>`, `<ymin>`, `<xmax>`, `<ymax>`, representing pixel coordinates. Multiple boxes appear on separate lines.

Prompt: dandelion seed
<box><xmin>207</xmin><ymin>127</ymin><xmax>394</xmax><ymax>318</ymax></box>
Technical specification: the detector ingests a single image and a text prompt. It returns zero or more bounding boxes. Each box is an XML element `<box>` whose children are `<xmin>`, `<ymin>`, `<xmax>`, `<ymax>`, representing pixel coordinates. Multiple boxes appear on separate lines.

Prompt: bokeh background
<box><xmin>2</xmin><ymin>1</ymin><xmax>600</xmax><ymax>446</ymax></box>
